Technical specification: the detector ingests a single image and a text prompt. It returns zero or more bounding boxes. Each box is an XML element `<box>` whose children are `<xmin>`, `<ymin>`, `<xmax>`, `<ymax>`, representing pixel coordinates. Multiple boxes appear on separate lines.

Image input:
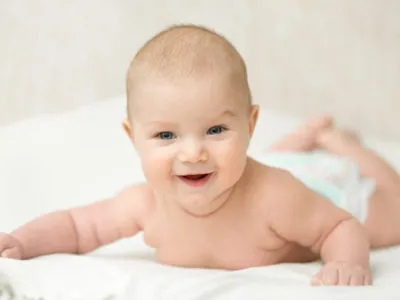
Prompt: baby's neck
<box><xmin>155</xmin><ymin>186</ymin><xmax>236</xmax><ymax>219</ymax></box>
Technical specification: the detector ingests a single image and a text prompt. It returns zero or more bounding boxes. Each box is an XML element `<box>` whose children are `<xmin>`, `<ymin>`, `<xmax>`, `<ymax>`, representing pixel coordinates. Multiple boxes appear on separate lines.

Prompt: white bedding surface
<box><xmin>1</xmin><ymin>96</ymin><xmax>400</xmax><ymax>299</ymax></box>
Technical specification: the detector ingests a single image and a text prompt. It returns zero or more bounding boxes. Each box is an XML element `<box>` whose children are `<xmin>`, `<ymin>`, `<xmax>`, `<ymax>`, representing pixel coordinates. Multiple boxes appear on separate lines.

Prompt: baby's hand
<box><xmin>311</xmin><ymin>261</ymin><xmax>372</xmax><ymax>286</ymax></box>
<box><xmin>0</xmin><ymin>233</ymin><xmax>23</xmax><ymax>259</ymax></box>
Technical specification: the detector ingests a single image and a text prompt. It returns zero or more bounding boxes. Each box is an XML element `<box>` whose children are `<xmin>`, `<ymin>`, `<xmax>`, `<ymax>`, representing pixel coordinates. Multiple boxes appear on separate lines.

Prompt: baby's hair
<box><xmin>126</xmin><ymin>24</ymin><xmax>252</xmax><ymax>120</ymax></box>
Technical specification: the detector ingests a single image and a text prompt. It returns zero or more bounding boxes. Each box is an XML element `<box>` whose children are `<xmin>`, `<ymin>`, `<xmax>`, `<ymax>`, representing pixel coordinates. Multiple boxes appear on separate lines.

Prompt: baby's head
<box><xmin>123</xmin><ymin>25</ymin><xmax>259</xmax><ymax>215</ymax></box>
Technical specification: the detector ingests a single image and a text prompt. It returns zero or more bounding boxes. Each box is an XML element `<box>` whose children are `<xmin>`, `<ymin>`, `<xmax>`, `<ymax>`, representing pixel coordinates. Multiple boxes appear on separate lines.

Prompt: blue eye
<box><xmin>157</xmin><ymin>131</ymin><xmax>176</xmax><ymax>140</ymax></box>
<box><xmin>207</xmin><ymin>125</ymin><xmax>225</xmax><ymax>135</ymax></box>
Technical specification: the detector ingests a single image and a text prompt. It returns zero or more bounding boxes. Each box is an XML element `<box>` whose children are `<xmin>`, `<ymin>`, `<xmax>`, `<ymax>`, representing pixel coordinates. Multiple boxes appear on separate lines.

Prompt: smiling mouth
<box><xmin>178</xmin><ymin>173</ymin><xmax>213</xmax><ymax>187</ymax></box>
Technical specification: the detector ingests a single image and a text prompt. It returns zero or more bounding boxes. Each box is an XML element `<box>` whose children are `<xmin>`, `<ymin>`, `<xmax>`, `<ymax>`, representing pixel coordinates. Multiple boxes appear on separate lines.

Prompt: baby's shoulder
<box><xmin>249</xmin><ymin>159</ymin><xmax>307</xmax><ymax>204</ymax></box>
<box><xmin>254</xmin><ymin>159</ymin><xmax>299</xmax><ymax>187</ymax></box>
<box><xmin>113</xmin><ymin>183</ymin><xmax>156</xmax><ymax>226</ymax></box>
<box><xmin>118</xmin><ymin>182</ymin><xmax>155</xmax><ymax>199</ymax></box>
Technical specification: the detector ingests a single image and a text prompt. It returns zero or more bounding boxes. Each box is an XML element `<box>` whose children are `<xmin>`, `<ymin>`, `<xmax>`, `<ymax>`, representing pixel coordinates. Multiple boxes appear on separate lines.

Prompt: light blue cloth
<box><xmin>255</xmin><ymin>151</ymin><xmax>375</xmax><ymax>222</ymax></box>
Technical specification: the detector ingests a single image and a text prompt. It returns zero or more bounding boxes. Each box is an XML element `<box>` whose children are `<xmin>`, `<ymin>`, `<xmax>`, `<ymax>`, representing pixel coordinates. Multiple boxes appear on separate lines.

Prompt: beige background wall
<box><xmin>0</xmin><ymin>0</ymin><xmax>399</xmax><ymax>139</ymax></box>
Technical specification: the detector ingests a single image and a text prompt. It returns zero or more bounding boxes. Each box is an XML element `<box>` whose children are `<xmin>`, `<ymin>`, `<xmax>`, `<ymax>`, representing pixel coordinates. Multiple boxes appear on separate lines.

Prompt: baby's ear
<box><xmin>122</xmin><ymin>118</ymin><xmax>134</xmax><ymax>145</ymax></box>
<box><xmin>249</xmin><ymin>104</ymin><xmax>259</xmax><ymax>138</ymax></box>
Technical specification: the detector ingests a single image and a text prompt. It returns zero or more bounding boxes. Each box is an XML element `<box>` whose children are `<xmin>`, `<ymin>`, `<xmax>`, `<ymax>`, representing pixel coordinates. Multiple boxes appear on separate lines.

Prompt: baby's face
<box><xmin>128</xmin><ymin>76</ymin><xmax>258</xmax><ymax>214</ymax></box>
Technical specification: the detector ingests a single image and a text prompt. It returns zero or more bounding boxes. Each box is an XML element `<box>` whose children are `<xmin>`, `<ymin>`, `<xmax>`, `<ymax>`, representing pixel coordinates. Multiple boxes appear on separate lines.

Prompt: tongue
<box><xmin>184</xmin><ymin>174</ymin><xmax>207</xmax><ymax>180</ymax></box>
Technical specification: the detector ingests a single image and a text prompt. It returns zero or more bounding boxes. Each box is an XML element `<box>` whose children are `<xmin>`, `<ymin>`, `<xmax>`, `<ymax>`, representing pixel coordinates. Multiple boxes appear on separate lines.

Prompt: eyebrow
<box><xmin>141</xmin><ymin>109</ymin><xmax>237</xmax><ymax>128</ymax></box>
<box><xmin>141</xmin><ymin>121</ymin><xmax>175</xmax><ymax>129</ymax></box>
<box><xmin>219</xmin><ymin>109</ymin><xmax>236</xmax><ymax>118</ymax></box>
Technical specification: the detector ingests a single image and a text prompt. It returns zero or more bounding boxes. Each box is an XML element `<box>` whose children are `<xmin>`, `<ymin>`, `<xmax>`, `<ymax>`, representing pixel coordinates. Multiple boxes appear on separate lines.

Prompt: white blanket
<box><xmin>1</xmin><ymin>97</ymin><xmax>400</xmax><ymax>299</ymax></box>
<box><xmin>1</xmin><ymin>240</ymin><xmax>400</xmax><ymax>299</ymax></box>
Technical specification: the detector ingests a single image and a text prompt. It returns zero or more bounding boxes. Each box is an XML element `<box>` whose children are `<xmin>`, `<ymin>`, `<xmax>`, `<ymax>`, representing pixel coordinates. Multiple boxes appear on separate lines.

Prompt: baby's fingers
<box><xmin>349</xmin><ymin>267</ymin><xmax>372</xmax><ymax>286</ymax></box>
<box><xmin>0</xmin><ymin>234</ymin><xmax>23</xmax><ymax>259</ymax></box>
<box><xmin>364</xmin><ymin>272</ymin><xmax>373</xmax><ymax>285</ymax></box>
<box><xmin>337</xmin><ymin>267</ymin><xmax>352</xmax><ymax>285</ymax></box>
<box><xmin>311</xmin><ymin>268</ymin><xmax>338</xmax><ymax>286</ymax></box>
<box><xmin>349</xmin><ymin>272</ymin><xmax>365</xmax><ymax>286</ymax></box>
<box><xmin>321</xmin><ymin>266</ymin><xmax>339</xmax><ymax>285</ymax></box>
<box><xmin>310</xmin><ymin>273</ymin><xmax>322</xmax><ymax>286</ymax></box>
<box><xmin>1</xmin><ymin>247</ymin><xmax>22</xmax><ymax>259</ymax></box>
<box><xmin>0</xmin><ymin>235</ymin><xmax>13</xmax><ymax>252</ymax></box>
<box><xmin>352</xmin><ymin>269</ymin><xmax>372</xmax><ymax>285</ymax></box>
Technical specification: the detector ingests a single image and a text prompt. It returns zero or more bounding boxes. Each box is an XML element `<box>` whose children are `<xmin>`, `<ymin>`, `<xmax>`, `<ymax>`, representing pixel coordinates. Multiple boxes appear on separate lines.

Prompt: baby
<box><xmin>1</xmin><ymin>25</ymin><xmax>400</xmax><ymax>286</ymax></box>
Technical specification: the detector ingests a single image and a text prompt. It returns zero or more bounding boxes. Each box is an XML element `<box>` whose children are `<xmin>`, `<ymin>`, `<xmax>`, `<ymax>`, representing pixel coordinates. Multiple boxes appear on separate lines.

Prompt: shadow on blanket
<box><xmin>0</xmin><ymin>275</ymin><xmax>15</xmax><ymax>300</ymax></box>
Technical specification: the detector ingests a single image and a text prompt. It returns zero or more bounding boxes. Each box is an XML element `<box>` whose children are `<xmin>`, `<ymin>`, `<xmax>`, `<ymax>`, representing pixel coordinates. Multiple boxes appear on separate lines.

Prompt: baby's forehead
<box><xmin>129</xmin><ymin>76</ymin><xmax>248</xmax><ymax>114</ymax></box>
<box><xmin>130</xmin><ymin>90</ymin><xmax>249</xmax><ymax>129</ymax></box>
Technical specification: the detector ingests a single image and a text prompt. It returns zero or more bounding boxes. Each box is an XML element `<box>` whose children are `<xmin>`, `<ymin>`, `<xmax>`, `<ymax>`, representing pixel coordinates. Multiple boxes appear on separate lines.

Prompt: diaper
<box><xmin>255</xmin><ymin>151</ymin><xmax>376</xmax><ymax>223</ymax></box>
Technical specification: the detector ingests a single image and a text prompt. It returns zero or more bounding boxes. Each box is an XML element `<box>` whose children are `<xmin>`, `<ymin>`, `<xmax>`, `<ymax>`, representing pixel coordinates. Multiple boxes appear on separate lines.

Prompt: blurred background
<box><xmin>0</xmin><ymin>0</ymin><xmax>399</xmax><ymax>138</ymax></box>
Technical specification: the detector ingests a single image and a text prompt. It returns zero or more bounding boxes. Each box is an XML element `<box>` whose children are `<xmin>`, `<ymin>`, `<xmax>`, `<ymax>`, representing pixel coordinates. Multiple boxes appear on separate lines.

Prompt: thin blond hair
<box><xmin>126</xmin><ymin>24</ymin><xmax>251</xmax><ymax>120</ymax></box>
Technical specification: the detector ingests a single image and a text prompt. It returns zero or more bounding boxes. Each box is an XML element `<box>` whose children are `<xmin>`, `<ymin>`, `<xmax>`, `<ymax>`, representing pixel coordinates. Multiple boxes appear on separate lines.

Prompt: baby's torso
<box><xmin>140</xmin><ymin>163</ymin><xmax>318</xmax><ymax>270</ymax></box>
<box><xmin>142</xmin><ymin>207</ymin><xmax>286</xmax><ymax>269</ymax></box>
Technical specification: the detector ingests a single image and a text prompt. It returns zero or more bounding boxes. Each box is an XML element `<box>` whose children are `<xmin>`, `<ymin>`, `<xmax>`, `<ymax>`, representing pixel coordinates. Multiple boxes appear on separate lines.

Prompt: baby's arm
<box><xmin>0</xmin><ymin>184</ymin><xmax>152</xmax><ymax>259</ymax></box>
<box><xmin>268</xmin><ymin>171</ymin><xmax>371</xmax><ymax>285</ymax></box>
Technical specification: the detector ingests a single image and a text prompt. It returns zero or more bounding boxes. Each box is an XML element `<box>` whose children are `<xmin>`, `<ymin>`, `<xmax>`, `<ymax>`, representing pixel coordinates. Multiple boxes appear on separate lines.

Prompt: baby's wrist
<box><xmin>324</xmin><ymin>260</ymin><xmax>370</xmax><ymax>271</ymax></box>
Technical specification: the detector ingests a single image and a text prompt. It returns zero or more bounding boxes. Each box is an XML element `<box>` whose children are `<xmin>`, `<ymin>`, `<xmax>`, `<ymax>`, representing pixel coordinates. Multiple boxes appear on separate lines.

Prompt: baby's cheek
<box><xmin>215</xmin><ymin>140</ymin><xmax>247</xmax><ymax>171</ymax></box>
<box><xmin>140</xmin><ymin>151</ymin><xmax>169</xmax><ymax>182</ymax></box>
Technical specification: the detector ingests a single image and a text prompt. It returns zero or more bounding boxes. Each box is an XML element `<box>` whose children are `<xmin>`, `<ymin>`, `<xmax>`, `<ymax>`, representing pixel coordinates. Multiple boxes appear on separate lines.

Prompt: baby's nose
<box><xmin>178</xmin><ymin>139</ymin><xmax>208</xmax><ymax>163</ymax></box>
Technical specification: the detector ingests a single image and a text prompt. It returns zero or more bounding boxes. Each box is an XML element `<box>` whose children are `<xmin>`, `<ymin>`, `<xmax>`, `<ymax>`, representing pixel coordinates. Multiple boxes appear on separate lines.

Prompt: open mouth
<box><xmin>183</xmin><ymin>174</ymin><xmax>208</xmax><ymax>180</ymax></box>
<box><xmin>178</xmin><ymin>173</ymin><xmax>212</xmax><ymax>187</ymax></box>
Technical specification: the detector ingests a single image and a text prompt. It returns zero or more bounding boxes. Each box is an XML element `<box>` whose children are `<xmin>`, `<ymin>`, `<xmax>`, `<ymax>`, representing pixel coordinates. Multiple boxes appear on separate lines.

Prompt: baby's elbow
<box><xmin>311</xmin><ymin>216</ymin><xmax>361</xmax><ymax>253</ymax></box>
<box><xmin>319</xmin><ymin>217</ymin><xmax>370</xmax><ymax>254</ymax></box>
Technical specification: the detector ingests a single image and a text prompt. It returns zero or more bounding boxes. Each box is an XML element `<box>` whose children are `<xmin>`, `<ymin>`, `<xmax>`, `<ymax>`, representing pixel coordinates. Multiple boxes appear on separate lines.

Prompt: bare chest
<box><xmin>142</xmin><ymin>211</ymin><xmax>289</xmax><ymax>270</ymax></box>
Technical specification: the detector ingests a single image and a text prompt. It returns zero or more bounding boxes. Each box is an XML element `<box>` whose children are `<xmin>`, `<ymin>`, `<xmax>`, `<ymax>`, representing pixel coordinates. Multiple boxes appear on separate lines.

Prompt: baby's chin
<box><xmin>177</xmin><ymin>193</ymin><xmax>217</xmax><ymax>208</ymax></box>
